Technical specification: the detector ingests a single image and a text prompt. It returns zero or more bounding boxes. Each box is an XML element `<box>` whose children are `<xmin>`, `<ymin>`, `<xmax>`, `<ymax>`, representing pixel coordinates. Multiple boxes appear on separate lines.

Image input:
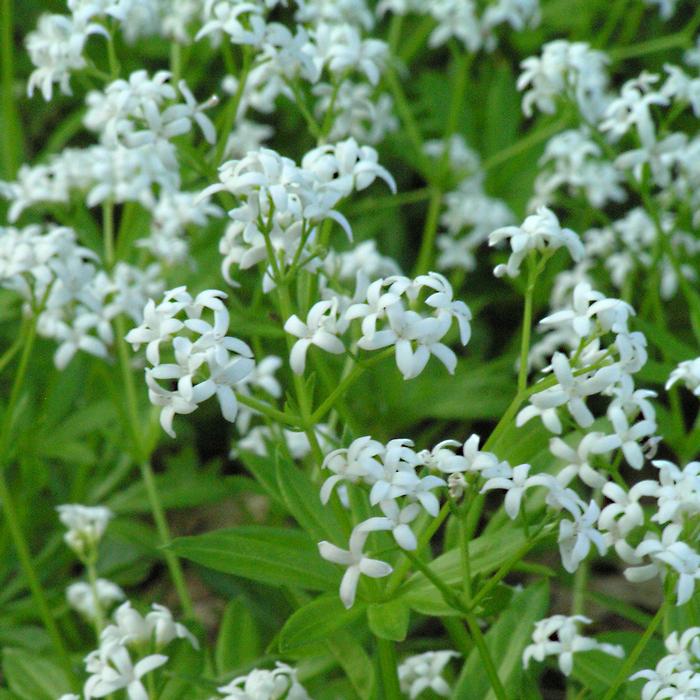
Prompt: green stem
<box><xmin>105</xmin><ymin>24</ymin><xmax>121</xmax><ymax>79</ymax></box>
<box><xmin>403</xmin><ymin>550</ymin><xmax>468</xmax><ymax>613</ymax></box>
<box><xmin>385</xmin><ymin>501</ymin><xmax>451</xmax><ymax>597</ymax></box>
<box><xmin>398</xmin><ymin>15</ymin><xmax>434</xmax><ymax>65</ymax></box>
<box><xmin>595</xmin><ymin>0</ymin><xmax>629</xmax><ymax>47</ymax></box>
<box><xmin>457</xmin><ymin>508</ymin><xmax>473</xmax><ymax>601</ymax></box>
<box><xmin>405</xmin><ymin>551</ymin><xmax>506</xmax><ymax>700</ymax></box>
<box><xmin>236</xmin><ymin>393</ymin><xmax>302</xmax><ymax>427</ymax></box>
<box><xmin>384</xmin><ymin>68</ymin><xmax>428</xmax><ymax>173</ymax></box>
<box><xmin>464</xmin><ymin>614</ymin><xmax>508</xmax><ymax>700</ymax></box>
<box><xmin>0</xmin><ymin>319</ymin><xmax>25</xmax><ymax>374</ymax></box>
<box><xmin>600</xmin><ymin>601</ymin><xmax>669</xmax><ymax>700</ymax></box>
<box><xmin>610</xmin><ymin>22</ymin><xmax>700</xmax><ymax>61</ymax></box>
<box><xmin>345</xmin><ymin>187</ymin><xmax>431</xmax><ymax>215</ymax></box>
<box><xmin>1</xmin><ymin>0</ymin><xmax>20</xmax><ymax>178</ymax></box>
<box><xmin>482</xmin><ymin>115</ymin><xmax>571</xmax><ymax>172</ymax></box>
<box><xmin>413</xmin><ymin>187</ymin><xmax>443</xmax><ymax>277</ymax></box>
<box><xmin>387</xmin><ymin>13</ymin><xmax>403</xmax><ymax>55</ymax></box>
<box><xmin>113</xmin><ymin>314</ymin><xmax>194</xmax><ymax>618</ymax></box>
<box><xmin>85</xmin><ymin>555</ymin><xmax>106</xmax><ymax>639</ymax></box>
<box><xmin>441</xmin><ymin>616</ymin><xmax>473</xmax><ymax>657</ymax></box>
<box><xmin>310</xmin><ymin>348</ymin><xmax>394</xmax><ymax>424</ymax></box>
<box><xmin>518</xmin><ymin>257</ymin><xmax>537</xmax><ymax>394</ymax></box>
<box><xmin>103</xmin><ymin>201</ymin><xmax>115</xmax><ymax>268</ymax></box>
<box><xmin>139</xmin><ymin>459</ymin><xmax>194</xmax><ymax>619</ymax></box>
<box><xmin>287</xmin><ymin>79</ymin><xmax>322</xmax><ymax>141</ymax></box>
<box><xmin>0</xmin><ymin>318</ymin><xmax>75</xmax><ymax>682</ymax></box>
<box><xmin>275</xmin><ymin>283</ymin><xmax>324</xmax><ymax>468</ymax></box>
<box><xmin>376</xmin><ymin>637</ymin><xmax>401</xmax><ymax>698</ymax></box>
<box><xmin>214</xmin><ymin>47</ymin><xmax>252</xmax><ymax>165</ymax></box>
<box><xmin>170</xmin><ymin>42</ymin><xmax>182</xmax><ymax>86</ymax></box>
<box><xmin>467</xmin><ymin>528</ymin><xmax>552</xmax><ymax>613</ymax></box>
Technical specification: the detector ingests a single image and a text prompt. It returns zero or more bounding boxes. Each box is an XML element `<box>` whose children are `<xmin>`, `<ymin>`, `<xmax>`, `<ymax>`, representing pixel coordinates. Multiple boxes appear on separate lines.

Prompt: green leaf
<box><xmin>275</xmin><ymin>454</ymin><xmax>347</xmax><ymax>542</ymax></box>
<box><xmin>367</xmin><ymin>599</ymin><xmax>410</xmax><ymax>642</ymax></box>
<box><xmin>158</xmin><ymin>639</ymin><xmax>206</xmax><ymax>700</ymax></box>
<box><xmin>634</xmin><ymin>317</ymin><xmax>697</xmax><ymax>363</ymax></box>
<box><xmin>169</xmin><ymin>526</ymin><xmax>339</xmax><ymax>591</ymax></box>
<box><xmin>325</xmin><ymin>632</ymin><xmax>375</xmax><ymax>700</ymax></box>
<box><xmin>0</xmin><ymin>626</ymin><xmax>51</xmax><ymax>651</ymax></box>
<box><xmin>482</xmin><ymin>61</ymin><xmax>520</xmax><ymax>159</ymax></box>
<box><xmin>107</xmin><ymin>474</ymin><xmax>258</xmax><ymax>513</ymax></box>
<box><xmin>238</xmin><ymin>451</ymin><xmax>284</xmax><ymax>504</ymax></box>
<box><xmin>279</xmin><ymin>594</ymin><xmax>365</xmax><ymax>651</ymax></box>
<box><xmin>2</xmin><ymin>648</ymin><xmax>71</xmax><ymax>700</ymax></box>
<box><xmin>376</xmin><ymin>357</ymin><xmax>515</xmax><ymax>433</ymax></box>
<box><xmin>216</xmin><ymin>596</ymin><xmax>261</xmax><ymax>673</ymax></box>
<box><xmin>399</xmin><ymin>526</ymin><xmax>529</xmax><ymax>615</ymax></box>
<box><xmin>453</xmin><ymin>581</ymin><xmax>549</xmax><ymax>699</ymax></box>
<box><xmin>570</xmin><ymin>632</ymin><xmax>665</xmax><ymax>699</ymax></box>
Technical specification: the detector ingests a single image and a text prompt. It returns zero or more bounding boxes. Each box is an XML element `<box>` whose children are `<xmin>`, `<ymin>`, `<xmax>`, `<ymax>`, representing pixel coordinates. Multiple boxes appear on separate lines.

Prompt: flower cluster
<box><xmin>631</xmin><ymin>627</ymin><xmax>700</xmax><ymax>698</ymax></box>
<box><xmin>67</xmin><ymin>579</ymin><xmax>126</xmax><ymax>622</ymax></box>
<box><xmin>69</xmin><ymin>601</ymin><xmax>198</xmax><ymax>700</ymax></box>
<box><xmin>667</xmin><ymin>357</ymin><xmax>700</xmax><ymax>396</ymax></box>
<box><xmin>212</xmin><ymin>139</ymin><xmax>395</xmax><ymax>290</ymax></box>
<box><xmin>430</xmin><ymin>136</ymin><xmax>515</xmax><ymax>273</ymax></box>
<box><xmin>126</xmin><ymin>287</ymin><xmax>263</xmax><ymax>437</ymax></box>
<box><xmin>523</xmin><ymin>615</ymin><xmax>624</xmax><ymax>676</ymax></box>
<box><xmin>489</xmin><ymin>207</ymin><xmax>584</xmax><ymax>278</ymax></box>
<box><xmin>0</xmin><ymin>225</ymin><xmax>163</xmax><ymax>370</ymax></box>
<box><xmin>213</xmin><ymin>661</ymin><xmax>310</xmax><ymax>700</ymax></box>
<box><xmin>318</xmin><ymin>433</ymin><xmax>510</xmax><ymax>607</ymax></box>
<box><xmin>286</xmin><ymin>271</ymin><xmax>471</xmax><ymax>379</ymax></box>
<box><xmin>517</xmin><ymin>40</ymin><xmax>610</xmax><ymax>121</ymax></box>
<box><xmin>380</xmin><ymin>0</ymin><xmax>541</xmax><ymax>53</ymax></box>
<box><xmin>398</xmin><ymin>650</ymin><xmax>460</xmax><ymax>699</ymax></box>
<box><xmin>57</xmin><ymin>504</ymin><xmax>114</xmax><ymax>558</ymax></box>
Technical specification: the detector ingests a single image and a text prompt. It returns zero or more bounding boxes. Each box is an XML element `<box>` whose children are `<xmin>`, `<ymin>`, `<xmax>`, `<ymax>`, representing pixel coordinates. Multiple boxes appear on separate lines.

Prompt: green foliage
<box><xmin>453</xmin><ymin>582</ymin><xmax>550</xmax><ymax>699</ymax></box>
<box><xmin>2</xmin><ymin>649</ymin><xmax>71</xmax><ymax>700</ymax></box>
<box><xmin>170</xmin><ymin>526</ymin><xmax>340</xmax><ymax>591</ymax></box>
<box><xmin>216</xmin><ymin>596</ymin><xmax>262</xmax><ymax>674</ymax></box>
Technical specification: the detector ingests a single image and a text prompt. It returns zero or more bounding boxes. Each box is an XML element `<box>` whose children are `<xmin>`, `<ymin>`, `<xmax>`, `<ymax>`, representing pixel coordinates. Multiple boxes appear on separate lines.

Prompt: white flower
<box><xmin>216</xmin><ymin>661</ymin><xmax>310</xmax><ymax>700</ymax></box>
<box><xmin>654</xmin><ymin>542</ymin><xmax>700</xmax><ymax>606</ymax></box>
<box><xmin>318</xmin><ymin>526</ymin><xmax>392</xmax><ymax>608</ymax></box>
<box><xmin>650</xmin><ymin>459</ymin><xmax>700</xmax><ymax>525</ymax></box>
<box><xmin>600</xmin><ymin>72</ymin><xmax>667</xmax><ymax>148</ymax></box>
<box><xmin>358</xmin><ymin>500</ymin><xmax>421</xmax><ymax>550</ymax></box>
<box><xmin>57</xmin><ymin>504</ymin><xmax>113</xmax><ymax>557</ymax></box>
<box><xmin>528</xmin><ymin>353</ymin><xmax>620</xmax><ymax>429</ymax></box>
<box><xmin>398</xmin><ymin>650</ymin><xmax>459</xmax><ymax>699</ymax></box>
<box><xmin>26</xmin><ymin>14</ymin><xmax>108</xmax><ymax>101</ymax></box>
<box><xmin>598</xmin><ymin>481</ymin><xmax>655</xmax><ymax>537</ymax></box>
<box><xmin>313</xmin><ymin>23</ymin><xmax>388</xmax><ymax>85</ymax></box>
<box><xmin>125</xmin><ymin>287</ymin><xmax>189</xmax><ymax>365</ymax></box>
<box><xmin>607</xmin><ymin>405</ymin><xmax>657</xmax><ymax>470</ymax></box>
<box><xmin>549</xmin><ymin>432</ymin><xmax>618</xmax><ymax>488</ymax></box>
<box><xmin>480</xmin><ymin>463</ymin><xmax>537</xmax><ymax>519</ymax></box>
<box><xmin>284</xmin><ymin>299</ymin><xmax>345</xmax><ymax>374</ymax></box>
<box><xmin>84</xmin><ymin>642</ymin><xmax>167</xmax><ymax>700</ymax></box>
<box><xmin>320</xmin><ymin>435</ymin><xmax>386</xmax><ymax>503</ymax></box>
<box><xmin>523</xmin><ymin>615</ymin><xmax>623</xmax><ymax>676</ymax></box>
<box><xmin>517</xmin><ymin>40</ymin><xmax>610</xmax><ymax>122</ymax></box>
<box><xmin>666</xmin><ymin>357</ymin><xmax>700</xmax><ymax>396</ymax></box>
<box><xmin>489</xmin><ymin>207</ymin><xmax>584</xmax><ymax>278</ymax></box>
<box><xmin>146</xmin><ymin>604</ymin><xmax>199</xmax><ymax>649</ymax></box>
<box><xmin>418</xmin><ymin>439</ymin><xmax>470</xmax><ymax>475</ymax></box>
<box><xmin>415</xmin><ymin>272</ymin><xmax>472</xmax><ymax>345</ymax></box>
<box><xmin>558</xmin><ymin>500</ymin><xmax>607</xmax><ymax>573</ymax></box>
<box><xmin>67</xmin><ymin>579</ymin><xmax>125</xmax><ymax>621</ymax></box>
<box><xmin>129</xmin><ymin>287</ymin><xmax>258</xmax><ymax>436</ymax></box>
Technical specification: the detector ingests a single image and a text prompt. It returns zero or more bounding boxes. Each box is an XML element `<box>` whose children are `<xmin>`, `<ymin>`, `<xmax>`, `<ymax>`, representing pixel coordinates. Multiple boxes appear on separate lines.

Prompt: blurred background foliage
<box><xmin>0</xmin><ymin>0</ymin><xmax>699</xmax><ymax>686</ymax></box>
